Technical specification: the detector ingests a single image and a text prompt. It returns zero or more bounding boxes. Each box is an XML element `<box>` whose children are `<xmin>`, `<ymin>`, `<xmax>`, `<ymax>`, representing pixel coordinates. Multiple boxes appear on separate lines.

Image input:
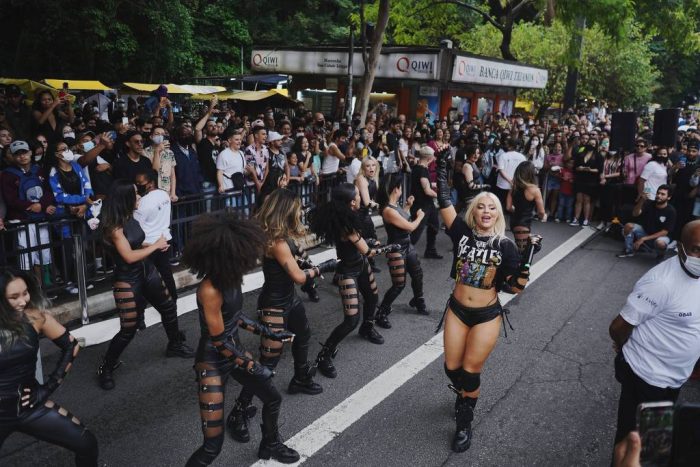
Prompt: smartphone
<box><xmin>671</xmin><ymin>402</ymin><xmax>700</xmax><ymax>467</ymax></box>
<box><xmin>637</xmin><ymin>401</ymin><xmax>674</xmax><ymax>467</ymax></box>
<box><xmin>108</xmin><ymin>131</ymin><xmax>117</xmax><ymax>140</ymax></box>
<box><xmin>333</xmin><ymin>122</ymin><xmax>340</xmax><ymax>131</ymax></box>
<box><xmin>122</xmin><ymin>117</ymin><xmax>129</xmax><ymax>126</ymax></box>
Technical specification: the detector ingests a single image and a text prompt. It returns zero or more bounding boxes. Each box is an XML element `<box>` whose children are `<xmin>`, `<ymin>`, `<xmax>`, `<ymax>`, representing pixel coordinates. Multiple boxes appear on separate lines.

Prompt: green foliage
<box><xmin>353</xmin><ymin>0</ymin><xmax>480</xmax><ymax>46</ymax></box>
<box><xmin>460</xmin><ymin>19</ymin><xmax>660</xmax><ymax>109</ymax></box>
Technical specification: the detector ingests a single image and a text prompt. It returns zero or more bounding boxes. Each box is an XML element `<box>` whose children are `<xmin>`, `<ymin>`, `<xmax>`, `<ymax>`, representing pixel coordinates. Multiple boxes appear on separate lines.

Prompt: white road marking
<box><xmin>251</xmin><ymin>227</ymin><xmax>595</xmax><ymax>466</ymax></box>
<box><xmin>71</xmin><ymin>249</ymin><xmax>338</xmax><ymax>347</ymax></box>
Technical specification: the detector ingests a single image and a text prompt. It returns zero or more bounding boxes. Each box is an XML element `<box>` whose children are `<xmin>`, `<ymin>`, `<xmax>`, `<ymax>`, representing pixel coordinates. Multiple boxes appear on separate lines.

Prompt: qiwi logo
<box><xmin>252</xmin><ymin>54</ymin><xmax>278</xmax><ymax>67</ymax></box>
<box><xmin>396</xmin><ymin>56</ymin><xmax>434</xmax><ymax>74</ymax></box>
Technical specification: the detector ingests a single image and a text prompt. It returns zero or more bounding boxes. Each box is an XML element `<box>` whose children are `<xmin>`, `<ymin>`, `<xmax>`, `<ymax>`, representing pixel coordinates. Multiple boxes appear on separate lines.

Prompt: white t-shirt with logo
<box><xmin>621</xmin><ymin>257</ymin><xmax>700</xmax><ymax>388</ymax></box>
<box><xmin>496</xmin><ymin>150</ymin><xmax>526</xmax><ymax>189</ymax></box>
<box><xmin>134</xmin><ymin>189</ymin><xmax>172</xmax><ymax>243</ymax></box>
<box><xmin>640</xmin><ymin>160</ymin><xmax>668</xmax><ymax>197</ymax></box>
<box><xmin>346</xmin><ymin>158</ymin><xmax>362</xmax><ymax>184</ymax></box>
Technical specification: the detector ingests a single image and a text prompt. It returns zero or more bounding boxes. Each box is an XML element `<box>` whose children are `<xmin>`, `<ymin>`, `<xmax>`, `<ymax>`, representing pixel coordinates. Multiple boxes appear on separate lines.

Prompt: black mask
<box><xmin>585</xmin><ymin>144</ymin><xmax>597</xmax><ymax>152</ymax></box>
<box><xmin>136</xmin><ymin>184</ymin><xmax>148</xmax><ymax>196</ymax></box>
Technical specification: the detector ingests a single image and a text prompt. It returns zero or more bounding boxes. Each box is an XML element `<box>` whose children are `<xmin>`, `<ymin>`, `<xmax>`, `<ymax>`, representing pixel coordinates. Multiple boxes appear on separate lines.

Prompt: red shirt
<box><xmin>559</xmin><ymin>167</ymin><xmax>574</xmax><ymax>196</ymax></box>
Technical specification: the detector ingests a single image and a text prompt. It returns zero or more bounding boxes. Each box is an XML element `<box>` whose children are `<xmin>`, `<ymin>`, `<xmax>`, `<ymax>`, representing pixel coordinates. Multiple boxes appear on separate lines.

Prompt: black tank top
<box><xmin>112</xmin><ymin>218</ymin><xmax>147</xmax><ymax>278</ymax></box>
<box><xmin>0</xmin><ymin>320</ymin><xmax>39</xmax><ymax>398</ymax></box>
<box><xmin>336</xmin><ymin>237</ymin><xmax>363</xmax><ymax>267</ymax></box>
<box><xmin>260</xmin><ymin>239</ymin><xmax>299</xmax><ymax>305</ymax></box>
<box><xmin>197</xmin><ymin>286</ymin><xmax>243</xmax><ymax>339</ymax></box>
<box><xmin>384</xmin><ymin>204</ymin><xmax>411</xmax><ymax>246</ymax></box>
<box><xmin>464</xmin><ymin>162</ymin><xmax>483</xmax><ymax>201</ymax></box>
<box><xmin>512</xmin><ymin>189</ymin><xmax>535</xmax><ymax>226</ymax></box>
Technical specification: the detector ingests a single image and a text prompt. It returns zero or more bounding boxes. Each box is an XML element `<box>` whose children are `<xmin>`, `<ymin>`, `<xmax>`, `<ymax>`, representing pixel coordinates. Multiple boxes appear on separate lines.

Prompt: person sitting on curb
<box><xmin>617</xmin><ymin>185</ymin><xmax>675</xmax><ymax>260</ymax></box>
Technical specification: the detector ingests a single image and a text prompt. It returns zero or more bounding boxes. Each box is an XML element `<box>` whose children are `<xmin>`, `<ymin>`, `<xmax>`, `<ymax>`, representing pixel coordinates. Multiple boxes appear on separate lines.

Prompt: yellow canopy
<box><xmin>191</xmin><ymin>89</ymin><xmax>290</xmax><ymax>102</ymax></box>
<box><xmin>179</xmin><ymin>84</ymin><xmax>227</xmax><ymax>94</ymax></box>
<box><xmin>515</xmin><ymin>98</ymin><xmax>534</xmax><ymax>112</ymax></box>
<box><xmin>0</xmin><ymin>78</ymin><xmax>75</xmax><ymax>104</ymax></box>
<box><xmin>44</xmin><ymin>79</ymin><xmax>112</xmax><ymax>91</ymax></box>
<box><xmin>121</xmin><ymin>82</ymin><xmax>191</xmax><ymax>94</ymax></box>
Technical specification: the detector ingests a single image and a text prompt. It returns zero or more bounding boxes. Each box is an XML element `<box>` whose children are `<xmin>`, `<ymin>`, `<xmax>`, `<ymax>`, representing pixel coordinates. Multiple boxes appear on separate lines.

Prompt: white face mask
<box><xmin>62</xmin><ymin>150</ymin><xmax>75</xmax><ymax>162</ymax></box>
<box><xmin>63</xmin><ymin>131</ymin><xmax>75</xmax><ymax>139</ymax></box>
<box><xmin>82</xmin><ymin>140</ymin><xmax>95</xmax><ymax>152</ymax></box>
<box><xmin>152</xmin><ymin>135</ymin><xmax>164</xmax><ymax>145</ymax></box>
<box><xmin>680</xmin><ymin>244</ymin><xmax>700</xmax><ymax>277</ymax></box>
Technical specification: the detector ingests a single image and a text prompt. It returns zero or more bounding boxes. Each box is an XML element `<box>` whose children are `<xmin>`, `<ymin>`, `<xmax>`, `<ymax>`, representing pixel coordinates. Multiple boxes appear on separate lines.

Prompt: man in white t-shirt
<box><xmin>216</xmin><ymin>129</ymin><xmax>246</xmax><ymax>192</ymax></box>
<box><xmin>134</xmin><ymin>169</ymin><xmax>177</xmax><ymax>299</ymax></box>
<box><xmin>609</xmin><ymin>220</ymin><xmax>700</xmax><ymax>465</ymax></box>
<box><xmin>495</xmin><ymin>138</ymin><xmax>526</xmax><ymax>207</ymax></box>
<box><xmin>638</xmin><ymin>148</ymin><xmax>669</xmax><ymax>199</ymax></box>
<box><xmin>345</xmin><ymin>146</ymin><xmax>362</xmax><ymax>184</ymax></box>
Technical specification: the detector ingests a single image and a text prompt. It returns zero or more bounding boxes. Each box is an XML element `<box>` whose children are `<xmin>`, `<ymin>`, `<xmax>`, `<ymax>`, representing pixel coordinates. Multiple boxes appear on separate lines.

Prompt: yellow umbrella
<box><xmin>43</xmin><ymin>79</ymin><xmax>112</xmax><ymax>91</ymax></box>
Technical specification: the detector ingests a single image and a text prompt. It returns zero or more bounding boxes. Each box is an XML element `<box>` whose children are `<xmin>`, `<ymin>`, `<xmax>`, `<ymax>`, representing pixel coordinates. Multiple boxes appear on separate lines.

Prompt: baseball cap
<box><xmin>7</xmin><ymin>85</ymin><xmax>23</xmax><ymax>97</ymax></box>
<box><xmin>267</xmin><ymin>131</ymin><xmax>283</xmax><ymax>142</ymax></box>
<box><xmin>251</xmin><ymin>119</ymin><xmax>265</xmax><ymax>128</ymax></box>
<box><xmin>10</xmin><ymin>140</ymin><xmax>30</xmax><ymax>155</ymax></box>
<box><xmin>78</xmin><ymin>130</ymin><xmax>96</xmax><ymax>140</ymax></box>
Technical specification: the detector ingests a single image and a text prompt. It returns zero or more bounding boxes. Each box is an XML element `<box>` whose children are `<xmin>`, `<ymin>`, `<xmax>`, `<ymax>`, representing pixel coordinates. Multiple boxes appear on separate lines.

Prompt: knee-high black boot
<box><xmin>452</xmin><ymin>396</ymin><xmax>477</xmax><ymax>452</ymax></box>
<box><xmin>258</xmin><ymin>399</ymin><xmax>300</xmax><ymax>463</ymax></box>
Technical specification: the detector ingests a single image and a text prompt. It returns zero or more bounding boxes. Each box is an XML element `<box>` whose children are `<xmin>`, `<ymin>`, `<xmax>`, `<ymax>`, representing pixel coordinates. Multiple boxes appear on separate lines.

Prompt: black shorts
<box><xmin>448</xmin><ymin>295</ymin><xmax>502</xmax><ymax>327</ymax></box>
<box><xmin>613</xmin><ymin>351</ymin><xmax>680</xmax><ymax>444</ymax></box>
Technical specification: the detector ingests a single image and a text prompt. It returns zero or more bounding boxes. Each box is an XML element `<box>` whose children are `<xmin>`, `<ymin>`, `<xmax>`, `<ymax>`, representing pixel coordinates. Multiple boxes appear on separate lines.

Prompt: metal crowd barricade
<box><xmin>0</xmin><ymin>176</ymin><xmax>346</xmax><ymax>325</ymax></box>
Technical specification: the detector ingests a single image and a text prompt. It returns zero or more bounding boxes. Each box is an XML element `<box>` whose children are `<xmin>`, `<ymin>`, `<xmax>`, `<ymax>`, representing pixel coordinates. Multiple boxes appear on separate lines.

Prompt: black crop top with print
<box><xmin>445</xmin><ymin>216</ymin><xmax>520</xmax><ymax>291</ymax></box>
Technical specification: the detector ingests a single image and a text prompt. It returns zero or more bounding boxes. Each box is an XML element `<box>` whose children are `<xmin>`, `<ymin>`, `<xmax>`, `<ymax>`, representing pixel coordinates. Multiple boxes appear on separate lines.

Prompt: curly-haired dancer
<box><xmin>434</xmin><ymin>149</ymin><xmax>541</xmax><ymax>452</ymax></box>
<box><xmin>375</xmin><ymin>173</ymin><xmax>427</xmax><ymax>327</ymax></box>
<box><xmin>309</xmin><ymin>183</ymin><xmax>387</xmax><ymax>378</ymax></box>
<box><xmin>227</xmin><ymin>189</ymin><xmax>336</xmax><ymax>442</ymax></box>
<box><xmin>183</xmin><ymin>213</ymin><xmax>299</xmax><ymax>465</ymax></box>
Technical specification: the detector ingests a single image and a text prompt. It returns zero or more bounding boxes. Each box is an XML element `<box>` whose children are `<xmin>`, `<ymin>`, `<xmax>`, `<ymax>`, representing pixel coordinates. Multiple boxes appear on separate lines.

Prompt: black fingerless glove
<box><xmin>436</xmin><ymin>150</ymin><xmax>452</xmax><ymax>209</ymax></box>
<box><xmin>317</xmin><ymin>258</ymin><xmax>338</xmax><ymax>274</ymax></box>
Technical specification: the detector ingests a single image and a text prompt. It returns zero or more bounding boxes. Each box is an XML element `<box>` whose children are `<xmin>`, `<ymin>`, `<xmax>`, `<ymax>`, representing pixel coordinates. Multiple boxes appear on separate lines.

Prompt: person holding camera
<box><xmin>31</xmin><ymin>90</ymin><xmax>74</xmax><ymax>159</ymax></box>
<box><xmin>609</xmin><ymin>220</ymin><xmax>700</xmax><ymax>466</ymax></box>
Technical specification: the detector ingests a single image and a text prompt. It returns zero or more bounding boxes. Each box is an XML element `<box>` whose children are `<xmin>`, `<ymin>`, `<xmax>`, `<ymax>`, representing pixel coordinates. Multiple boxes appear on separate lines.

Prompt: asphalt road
<box><xmin>2</xmin><ymin>221</ymin><xmax>696</xmax><ymax>466</ymax></box>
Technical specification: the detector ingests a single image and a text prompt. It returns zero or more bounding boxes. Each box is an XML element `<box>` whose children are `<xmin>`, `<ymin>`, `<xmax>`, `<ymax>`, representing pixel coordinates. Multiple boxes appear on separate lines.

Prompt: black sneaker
<box><xmin>424</xmin><ymin>250</ymin><xmax>444</xmax><ymax>259</ymax></box>
<box><xmin>616</xmin><ymin>251</ymin><xmax>635</xmax><ymax>258</ymax></box>
<box><xmin>358</xmin><ymin>321</ymin><xmax>384</xmax><ymax>345</ymax></box>
<box><xmin>166</xmin><ymin>332</ymin><xmax>195</xmax><ymax>358</ymax></box>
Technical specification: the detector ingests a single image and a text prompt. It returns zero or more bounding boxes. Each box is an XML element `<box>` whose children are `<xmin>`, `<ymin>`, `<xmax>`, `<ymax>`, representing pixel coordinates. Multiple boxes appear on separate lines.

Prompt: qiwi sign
<box><xmin>251</xmin><ymin>49</ymin><xmax>440</xmax><ymax>81</ymax></box>
<box><xmin>451</xmin><ymin>55</ymin><xmax>548</xmax><ymax>89</ymax></box>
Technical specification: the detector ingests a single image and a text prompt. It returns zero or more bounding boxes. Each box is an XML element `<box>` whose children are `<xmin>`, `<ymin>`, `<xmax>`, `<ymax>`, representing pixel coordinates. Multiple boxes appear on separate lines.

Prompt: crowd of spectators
<box><xmin>1</xmin><ymin>82</ymin><xmax>699</xmax><ymax>299</ymax></box>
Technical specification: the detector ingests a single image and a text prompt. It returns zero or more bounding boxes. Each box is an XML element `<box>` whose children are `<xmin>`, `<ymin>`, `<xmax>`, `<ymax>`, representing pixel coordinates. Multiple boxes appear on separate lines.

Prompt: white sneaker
<box><xmin>596</xmin><ymin>221</ymin><xmax>606</xmax><ymax>230</ymax></box>
<box><xmin>582</xmin><ymin>219</ymin><xmax>589</xmax><ymax>227</ymax></box>
<box><xmin>668</xmin><ymin>240</ymin><xmax>677</xmax><ymax>251</ymax></box>
<box><xmin>554</xmin><ymin>218</ymin><xmax>561</xmax><ymax>223</ymax></box>
<box><xmin>569</xmin><ymin>220</ymin><xmax>579</xmax><ymax>227</ymax></box>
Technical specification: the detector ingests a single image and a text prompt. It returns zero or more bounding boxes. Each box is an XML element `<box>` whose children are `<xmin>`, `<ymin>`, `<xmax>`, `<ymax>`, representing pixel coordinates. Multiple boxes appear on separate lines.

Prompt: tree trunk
<box><xmin>499</xmin><ymin>17</ymin><xmax>517</xmax><ymax>61</ymax></box>
<box><xmin>544</xmin><ymin>0</ymin><xmax>556</xmax><ymax>26</ymax></box>
<box><xmin>357</xmin><ymin>0</ymin><xmax>391</xmax><ymax>126</ymax></box>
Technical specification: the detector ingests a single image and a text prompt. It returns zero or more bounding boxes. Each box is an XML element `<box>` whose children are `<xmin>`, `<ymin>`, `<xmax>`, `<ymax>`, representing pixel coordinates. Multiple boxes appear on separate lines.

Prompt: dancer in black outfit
<box><xmin>97</xmin><ymin>180</ymin><xmax>193</xmax><ymax>390</ymax></box>
<box><xmin>183</xmin><ymin>213</ymin><xmax>299</xmax><ymax>465</ymax></box>
<box><xmin>0</xmin><ymin>269</ymin><xmax>98</xmax><ymax>466</ymax></box>
<box><xmin>310</xmin><ymin>183</ymin><xmax>391</xmax><ymax>377</ymax></box>
<box><xmin>227</xmin><ymin>189</ymin><xmax>336</xmax><ymax>442</ymax></box>
<box><xmin>506</xmin><ymin>161</ymin><xmax>546</xmax><ymax>256</ymax></box>
<box><xmin>375</xmin><ymin>173</ymin><xmax>428</xmax><ymax>327</ymax></box>
<box><xmin>434</xmin><ymin>150</ymin><xmax>541</xmax><ymax>452</ymax></box>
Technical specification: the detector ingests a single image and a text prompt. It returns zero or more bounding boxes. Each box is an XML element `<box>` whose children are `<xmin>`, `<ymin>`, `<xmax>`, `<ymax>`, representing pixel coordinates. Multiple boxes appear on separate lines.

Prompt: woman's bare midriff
<box><xmin>452</xmin><ymin>282</ymin><xmax>498</xmax><ymax>308</ymax></box>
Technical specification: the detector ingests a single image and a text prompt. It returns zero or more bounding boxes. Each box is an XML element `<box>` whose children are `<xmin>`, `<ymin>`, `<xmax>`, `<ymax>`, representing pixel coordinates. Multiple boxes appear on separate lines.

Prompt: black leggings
<box><xmin>379</xmin><ymin>246</ymin><xmax>423</xmax><ymax>310</ymax></box>
<box><xmin>149</xmin><ymin>248</ymin><xmax>178</xmax><ymax>301</ymax></box>
<box><xmin>186</xmin><ymin>359</ymin><xmax>282</xmax><ymax>466</ymax></box>
<box><xmin>237</xmin><ymin>295</ymin><xmax>312</xmax><ymax>404</ymax></box>
<box><xmin>104</xmin><ymin>263</ymin><xmax>180</xmax><ymax>366</ymax></box>
<box><xmin>0</xmin><ymin>401</ymin><xmax>98</xmax><ymax>466</ymax></box>
<box><xmin>325</xmin><ymin>262</ymin><xmax>378</xmax><ymax>348</ymax></box>
<box><xmin>510</xmin><ymin>223</ymin><xmax>532</xmax><ymax>257</ymax></box>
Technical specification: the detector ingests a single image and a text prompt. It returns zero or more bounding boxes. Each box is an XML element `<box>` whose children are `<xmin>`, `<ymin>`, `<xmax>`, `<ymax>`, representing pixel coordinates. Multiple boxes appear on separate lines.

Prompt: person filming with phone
<box><xmin>608</xmin><ymin>219</ymin><xmax>700</xmax><ymax>466</ymax></box>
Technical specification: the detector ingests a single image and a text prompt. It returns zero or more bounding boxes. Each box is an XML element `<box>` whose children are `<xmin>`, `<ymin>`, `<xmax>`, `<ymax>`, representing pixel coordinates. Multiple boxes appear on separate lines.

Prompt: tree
<box><xmin>355</xmin><ymin>0</ymin><xmax>391</xmax><ymax>125</ymax></box>
<box><xmin>461</xmin><ymin>20</ymin><xmax>660</xmax><ymax>110</ymax></box>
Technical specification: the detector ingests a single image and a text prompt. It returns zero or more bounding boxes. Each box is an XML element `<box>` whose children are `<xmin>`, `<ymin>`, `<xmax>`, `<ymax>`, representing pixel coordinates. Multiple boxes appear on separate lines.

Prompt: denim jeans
<box><xmin>556</xmin><ymin>194</ymin><xmax>574</xmax><ymax>221</ymax></box>
<box><xmin>623</xmin><ymin>224</ymin><xmax>670</xmax><ymax>254</ymax></box>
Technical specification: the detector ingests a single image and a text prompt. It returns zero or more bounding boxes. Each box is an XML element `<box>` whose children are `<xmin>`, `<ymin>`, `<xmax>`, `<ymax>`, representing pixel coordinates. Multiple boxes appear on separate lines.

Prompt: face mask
<box><xmin>136</xmin><ymin>184</ymin><xmax>148</xmax><ymax>196</ymax></box>
<box><xmin>63</xmin><ymin>131</ymin><xmax>75</xmax><ymax>139</ymax></box>
<box><xmin>679</xmin><ymin>243</ymin><xmax>700</xmax><ymax>277</ymax></box>
<box><xmin>152</xmin><ymin>135</ymin><xmax>164</xmax><ymax>145</ymax></box>
<box><xmin>531</xmin><ymin>139</ymin><xmax>539</xmax><ymax>147</ymax></box>
<box><xmin>34</xmin><ymin>153</ymin><xmax>43</xmax><ymax>162</ymax></box>
<box><xmin>82</xmin><ymin>140</ymin><xmax>95</xmax><ymax>152</ymax></box>
<box><xmin>586</xmin><ymin>144</ymin><xmax>596</xmax><ymax>152</ymax></box>
<box><xmin>62</xmin><ymin>150</ymin><xmax>75</xmax><ymax>162</ymax></box>
<box><xmin>452</xmin><ymin>124</ymin><xmax>460</xmax><ymax>131</ymax></box>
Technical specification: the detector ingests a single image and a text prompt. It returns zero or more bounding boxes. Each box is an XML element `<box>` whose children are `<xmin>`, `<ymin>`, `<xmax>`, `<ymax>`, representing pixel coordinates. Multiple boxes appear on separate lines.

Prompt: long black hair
<box><xmin>101</xmin><ymin>179</ymin><xmax>137</xmax><ymax>245</ymax></box>
<box><xmin>0</xmin><ymin>269</ymin><xmax>47</xmax><ymax>344</ymax></box>
<box><xmin>182</xmin><ymin>213</ymin><xmax>266</xmax><ymax>291</ymax></box>
<box><xmin>377</xmin><ymin>173</ymin><xmax>404</xmax><ymax>211</ymax></box>
<box><xmin>309</xmin><ymin>183</ymin><xmax>363</xmax><ymax>245</ymax></box>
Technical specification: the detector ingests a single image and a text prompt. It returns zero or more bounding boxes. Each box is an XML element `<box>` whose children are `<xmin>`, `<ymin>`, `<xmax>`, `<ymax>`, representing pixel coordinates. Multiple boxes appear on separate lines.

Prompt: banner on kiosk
<box><xmin>252</xmin><ymin>49</ymin><xmax>440</xmax><ymax>81</ymax></box>
<box><xmin>451</xmin><ymin>55</ymin><xmax>548</xmax><ymax>89</ymax></box>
